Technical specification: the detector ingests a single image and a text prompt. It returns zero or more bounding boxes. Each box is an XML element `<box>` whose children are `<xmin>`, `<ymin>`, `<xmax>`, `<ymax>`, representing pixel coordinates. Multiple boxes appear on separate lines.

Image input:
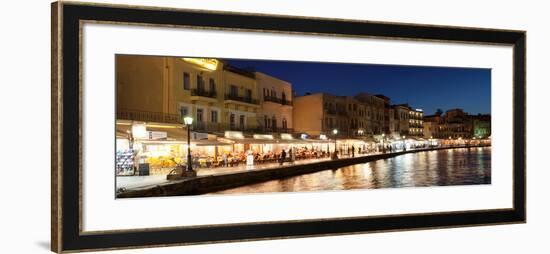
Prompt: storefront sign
<box><xmin>281</xmin><ymin>133</ymin><xmax>293</xmax><ymax>140</ymax></box>
<box><xmin>191</xmin><ymin>132</ymin><xmax>209</xmax><ymax>140</ymax></box>
<box><xmin>225</xmin><ymin>131</ymin><xmax>244</xmax><ymax>139</ymax></box>
<box><xmin>253</xmin><ymin>134</ymin><xmax>274</xmax><ymax>140</ymax></box>
<box><xmin>246</xmin><ymin>151</ymin><xmax>254</xmax><ymax>166</ymax></box>
<box><xmin>147</xmin><ymin>131</ymin><xmax>167</xmax><ymax>140</ymax></box>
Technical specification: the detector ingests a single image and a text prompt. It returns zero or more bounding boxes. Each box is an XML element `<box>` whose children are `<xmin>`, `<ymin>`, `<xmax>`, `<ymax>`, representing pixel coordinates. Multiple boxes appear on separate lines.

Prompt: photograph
<box><xmin>115</xmin><ymin>55</ymin><xmax>492</xmax><ymax>198</ymax></box>
<box><xmin>46</xmin><ymin>2</ymin><xmax>528</xmax><ymax>252</ymax></box>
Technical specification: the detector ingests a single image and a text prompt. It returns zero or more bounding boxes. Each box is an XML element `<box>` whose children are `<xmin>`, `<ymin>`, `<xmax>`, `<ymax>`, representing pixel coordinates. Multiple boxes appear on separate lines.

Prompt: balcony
<box><xmin>191</xmin><ymin>89</ymin><xmax>217</xmax><ymax>99</ymax></box>
<box><xmin>186</xmin><ymin>122</ymin><xmax>264</xmax><ymax>134</ymax></box>
<box><xmin>224</xmin><ymin>93</ymin><xmax>259</xmax><ymax>105</ymax></box>
<box><xmin>263</xmin><ymin>95</ymin><xmax>292</xmax><ymax>106</ymax></box>
<box><xmin>117</xmin><ymin>109</ymin><xmax>181</xmax><ymax>124</ymax></box>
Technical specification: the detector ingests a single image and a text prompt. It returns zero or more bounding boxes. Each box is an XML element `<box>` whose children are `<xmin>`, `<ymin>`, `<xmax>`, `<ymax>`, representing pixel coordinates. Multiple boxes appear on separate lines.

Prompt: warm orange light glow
<box><xmin>182</xmin><ymin>58</ymin><xmax>219</xmax><ymax>71</ymax></box>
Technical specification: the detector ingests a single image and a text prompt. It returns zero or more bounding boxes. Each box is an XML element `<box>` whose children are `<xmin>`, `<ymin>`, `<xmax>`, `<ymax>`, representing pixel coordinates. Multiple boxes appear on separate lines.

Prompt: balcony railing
<box><xmin>263</xmin><ymin>95</ymin><xmax>292</xmax><ymax>106</ymax></box>
<box><xmin>192</xmin><ymin>122</ymin><xmax>266</xmax><ymax>133</ymax></box>
<box><xmin>191</xmin><ymin>89</ymin><xmax>217</xmax><ymax>99</ymax></box>
<box><xmin>225</xmin><ymin>94</ymin><xmax>259</xmax><ymax>105</ymax></box>
<box><xmin>118</xmin><ymin>109</ymin><xmax>298</xmax><ymax>134</ymax></box>
<box><xmin>117</xmin><ymin>109</ymin><xmax>181</xmax><ymax>124</ymax></box>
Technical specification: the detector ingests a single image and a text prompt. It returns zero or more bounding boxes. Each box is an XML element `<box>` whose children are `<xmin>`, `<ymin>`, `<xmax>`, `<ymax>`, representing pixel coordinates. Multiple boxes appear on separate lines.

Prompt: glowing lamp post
<box><xmin>402</xmin><ymin>135</ymin><xmax>406</xmax><ymax>151</ymax></box>
<box><xmin>332</xmin><ymin>129</ymin><xmax>338</xmax><ymax>157</ymax></box>
<box><xmin>183</xmin><ymin>116</ymin><xmax>196</xmax><ymax>177</ymax></box>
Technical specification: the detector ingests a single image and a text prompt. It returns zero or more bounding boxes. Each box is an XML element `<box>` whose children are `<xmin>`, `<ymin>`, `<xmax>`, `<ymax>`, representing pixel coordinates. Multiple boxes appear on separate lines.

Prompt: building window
<box><xmin>245</xmin><ymin>89</ymin><xmax>252</xmax><ymax>101</ymax></box>
<box><xmin>197</xmin><ymin>75</ymin><xmax>205</xmax><ymax>92</ymax></box>
<box><xmin>179</xmin><ymin>106</ymin><xmax>188</xmax><ymax>118</ymax></box>
<box><xmin>211</xmin><ymin>110</ymin><xmax>218</xmax><ymax>123</ymax></box>
<box><xmin>196</xmin><ymin>108</ymin><xmax>204</xmax><ymax>123</ymax></box>
<box><xmin>230</xmin><ymin>85</ymin><xmax>238</xmax><ymax>97</ymax></box>
<box><xmin>272</xmin><ymin>116</ymin><xmax>277</xmax><ymax>131</ymax></box>
<box><xmin>239</xmin><ymin>115</ymin><xmax>245</xmax><ymax>129</ymax></box>
<box><xmin>282</xmin><ymin>118</ymin><xmax>288</xmax><ymax>130</ymax></box>
<box><xmin>183</xmin><ymin>73</ymin><xmax>190</xmax><ymax>90</ymax></box>
<box><xmin>209</xmin><ymin>78</ymin><xmax>216</xmax><ymax>93</ymax></box>
<box><xmin>264</xmin><ymin>115</ymin><xmax>269</xmax><ymax>129</ymax></box>
<box><xmin>230</xmin><ymin>113</ymin><xmax>235</xmax><ymax>129</ymax></box>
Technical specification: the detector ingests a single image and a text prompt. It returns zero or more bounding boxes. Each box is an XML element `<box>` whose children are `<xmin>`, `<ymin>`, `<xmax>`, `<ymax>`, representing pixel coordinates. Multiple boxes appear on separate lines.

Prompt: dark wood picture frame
<box><xmin>51</xmin><ymin>1</ymin><xmax>526</xmax><ymax>253</ymax></box>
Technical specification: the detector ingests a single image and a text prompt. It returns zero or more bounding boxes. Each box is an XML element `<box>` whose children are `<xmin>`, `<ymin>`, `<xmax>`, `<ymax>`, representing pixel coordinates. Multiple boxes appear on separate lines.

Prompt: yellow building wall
<box><xmin>165</xmin><ymin>58</ymin><xmax>225</xmax><ymax>121</ymax></box>
<box><xmin>116</xmin><ymin>55</ymin><xmax>166</xmax><ymax>113</ymax></box>
<box><xmin>293</xmin><ymin>94</ymin><xmax>324</xmax><ymax>135</ymax></box>
<box><xmin>256</xmin><ymin>72</ymin><xmax>293</xmax><ymax>130</ymax></box>
<box><xmin>222</xmin><ymin>70</ymin><xmax>259</xmax><ymax>128</ymax></box>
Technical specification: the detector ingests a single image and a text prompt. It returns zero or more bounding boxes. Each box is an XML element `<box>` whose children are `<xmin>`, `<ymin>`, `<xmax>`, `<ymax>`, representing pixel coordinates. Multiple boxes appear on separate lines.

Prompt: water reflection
<box><xmin>214</xmin><ymin>147</ymin><xmax>491</xmax><ymax>195</ymax></box>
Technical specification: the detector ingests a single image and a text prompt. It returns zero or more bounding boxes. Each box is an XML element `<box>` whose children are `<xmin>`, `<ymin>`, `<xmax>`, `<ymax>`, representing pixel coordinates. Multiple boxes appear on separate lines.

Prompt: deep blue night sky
<box><xmin>226</xmin><ymin>59</ymin><xmax>491</xmax><ymax>115</ymax></box>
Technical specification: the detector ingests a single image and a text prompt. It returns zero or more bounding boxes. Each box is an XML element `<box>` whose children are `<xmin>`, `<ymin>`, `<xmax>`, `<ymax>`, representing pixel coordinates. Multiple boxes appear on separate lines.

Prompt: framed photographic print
<box><xmin>51</xmin><ymin>1</ymin><xmax>526</xmax><ymax>253</ymax></box>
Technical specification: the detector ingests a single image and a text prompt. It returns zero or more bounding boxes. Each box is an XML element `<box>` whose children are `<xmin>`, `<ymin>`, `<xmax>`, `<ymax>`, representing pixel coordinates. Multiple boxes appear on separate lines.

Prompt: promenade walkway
<box><xmin>116</xmin><ymin>152</ymin><xmax>380</xmax><ymax>190</ymax></box>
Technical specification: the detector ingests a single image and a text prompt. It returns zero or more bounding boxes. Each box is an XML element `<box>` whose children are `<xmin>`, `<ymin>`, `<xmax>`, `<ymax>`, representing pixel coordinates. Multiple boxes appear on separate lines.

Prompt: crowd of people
<box><xmin>190</xmin><ymin>146</ymin><xmax>336</xmax><ymax>169</ymax></box>
<box><xmin>187</xmin><ymin>144</ymin><xmax>388</xmax><ymax>169</ymax></box>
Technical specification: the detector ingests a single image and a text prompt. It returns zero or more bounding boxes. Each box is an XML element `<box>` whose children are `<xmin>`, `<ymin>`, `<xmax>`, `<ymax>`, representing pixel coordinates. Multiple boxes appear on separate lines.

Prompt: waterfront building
<box><xmin>423</xmin><ymin>113</ymin><xmax>443</xmax><ymax>138</ymax></box>
<box><xmin>423</xmin><ymin>121</ymin><xmax>438</xmax><ymax>139</ymax></box>
<box><xmin>293</xmin><ymin>93</ymin><xmax>349</xmax><ymax>136</ymax></box>
<box><xmin>439</xmin><ymin>108</ymin><xmax>473</xmax><ymax>139</ymax></box>
<box><xmin>471</xmin><ymin>114</ymin><xmax>491</xmax><ymax>138</ymax></box>
<box><xmin>423</xmin><ymin>109</ymin><xmax>491</xmax><ymax>140</ymax></box>
<box><xmin>343</xmin><ymin>96</ymin><xmax>368</xmax><ymax>137</ymax></box>
<box><xmin>393</xmin><ymin>104</ymin><xmax>411</xmax><ymax>136</ymax></box>
<box><xmin>408</xmin><ymin>107</ymin><xmax>424</xmax><ymax>137</ymax></box>
<box><xmin>116</xmin><ymin>55</ymin><xmax>260</xmax><ymax>133</ymax></box>
<box><xmin>354</xmin><ymin>93</ymin><xmax>385</xmax><ymax>135</ymax></box>
<box><xmin>374</xmin><ymin>94</ymin><xmax>400</xmax><ymax>138</ymax></box>
<box><xmin>222</xmin><ymin>65</ymin><xmax>261</xmax><ymax>132</ymax></box>
<box><xmin>390</xmin><ymin>104</ymin><xmax>424</xmax><ymax>137</ymax></box>
<box><xmin>255</xmin><ymin>72</ymin><xmax>293</xmax><ymax>133</ymax></box>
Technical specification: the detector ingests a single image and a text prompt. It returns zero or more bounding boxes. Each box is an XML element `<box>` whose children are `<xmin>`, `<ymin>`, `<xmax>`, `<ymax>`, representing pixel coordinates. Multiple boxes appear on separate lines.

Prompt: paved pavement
<box><xmin>116</xmin><ymin>152</ymin><xmax>378</xmax><ymax>190</ymax></box>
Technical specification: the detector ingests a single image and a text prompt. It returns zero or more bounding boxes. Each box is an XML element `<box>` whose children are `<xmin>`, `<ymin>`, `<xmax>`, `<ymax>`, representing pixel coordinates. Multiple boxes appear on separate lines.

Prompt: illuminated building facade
<box><xmin>256</xmin><ymin>72</ymin><xmax>293</xmax><ymax>133</ymax></box>
<box><xmin>293</xmin><ymin>93</ymin><xmax>348</xmax><ymax>136</ymax></box>
<box><xmin>423</xmin><ymin>109</ymin><xmax>489</xmax><ymax>139</ymax></box>
<box><xmin>116</xmin><ymin>55</ymin><xmax>260</xmax><ymax>133</ymax></box>
<box><xmin>408</xmin><ymin>108</ymin><xmax>424</xmax><ymax>137</ymax></box>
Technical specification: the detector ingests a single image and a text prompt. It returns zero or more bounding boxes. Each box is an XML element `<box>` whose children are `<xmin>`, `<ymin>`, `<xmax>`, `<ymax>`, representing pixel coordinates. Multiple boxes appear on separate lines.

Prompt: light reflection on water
<box><xmin>214</xmin><ymin>147</ymin><xmax>491</xmax><ymax>195</ymax></box>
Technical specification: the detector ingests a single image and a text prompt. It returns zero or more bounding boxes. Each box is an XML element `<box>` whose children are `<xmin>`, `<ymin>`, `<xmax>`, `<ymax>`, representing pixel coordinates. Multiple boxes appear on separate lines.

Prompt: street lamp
<box><xmin>402</xmin><ymin>135</ymin><xmax>406</xmax><ymax>151</ymax></box>
<box><xmin>183</xmin><ymin>116</ymin><xmax>196</xmax><ymax>177</ymax></box>
<box><xmin>332</xmin><ymin>129</ymin><xmax>338</xmax><ymax>157</ymax></box>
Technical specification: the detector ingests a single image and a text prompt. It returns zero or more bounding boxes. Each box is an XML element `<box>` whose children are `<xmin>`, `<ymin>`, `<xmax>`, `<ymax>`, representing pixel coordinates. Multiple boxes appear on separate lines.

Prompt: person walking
<box><xmin>222</xmin><ymin>153</ymin><xmax>227</xmax><ymax>167</ymax></box>
<box><xmin>351</xmin><ymin>145</ymin><xmax>355</xmax><ymax>157</ymax></box>
<box><xmin>280</xmin><ymin>149</ymin><xmax>287</xmax><ymax>165</ymax></box>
